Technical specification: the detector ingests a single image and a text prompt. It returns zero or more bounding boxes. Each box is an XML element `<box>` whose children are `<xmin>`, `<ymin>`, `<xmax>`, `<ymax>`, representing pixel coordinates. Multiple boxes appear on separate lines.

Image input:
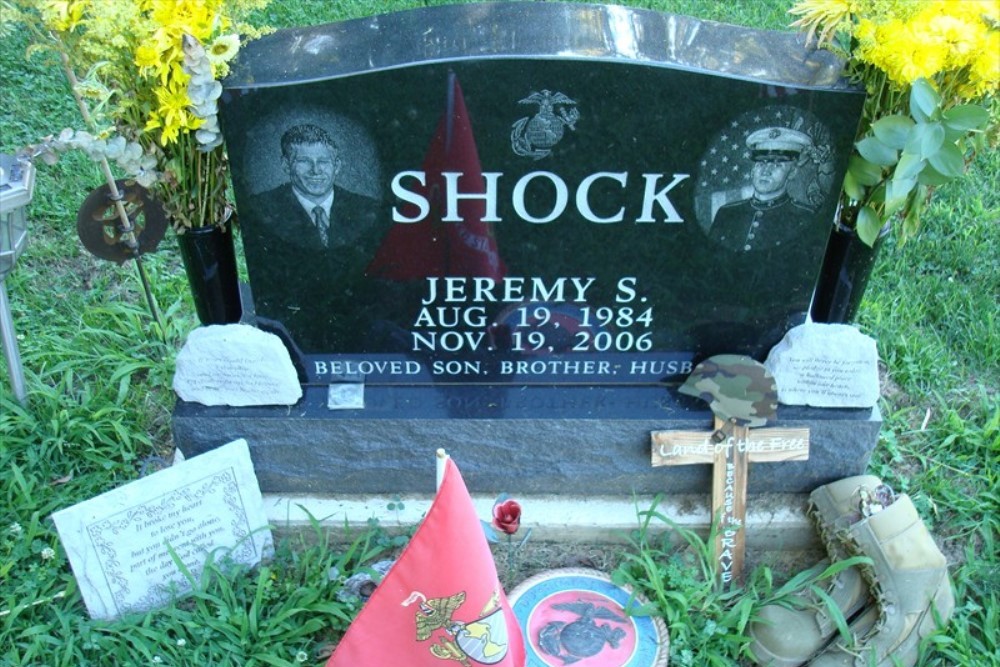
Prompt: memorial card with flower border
<box><xmin>52</xmin><ymin>439</ymin><xmax>272</xmax><ymax>620</ymax></box>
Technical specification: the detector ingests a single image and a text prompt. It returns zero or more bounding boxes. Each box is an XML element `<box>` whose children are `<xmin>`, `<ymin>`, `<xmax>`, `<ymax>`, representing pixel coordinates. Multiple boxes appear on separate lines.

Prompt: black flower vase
<box><xmin>177</xmin><ymin>222</ymin><xmax>242</xmax><ymax>325</ymax></box>
<box><xmin>810</xmin><ymin>221</ymin><xmax>889</xmax><ymax>324</ymax></box>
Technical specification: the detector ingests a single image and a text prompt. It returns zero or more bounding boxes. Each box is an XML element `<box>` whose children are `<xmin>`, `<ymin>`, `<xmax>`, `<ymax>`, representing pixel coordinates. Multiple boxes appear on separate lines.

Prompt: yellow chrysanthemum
<box><xmin>942</xmin><ymin>0</ymin><xmax>999</xmax><ymax>24</ymax></box>
<box><xmin>134</xmin><ymin>43</ymin><xmax>161</xmax><ymax>70</ymax></box>
<box><xmin>788</xmin><ymin>0</ymin><xmax>856</xmax><ymax>47</ymax></box>
<box><xmin>855</xmin><ymin>17</ymin><xmax>877</xmax><ymax>43</ymax></box>
<box><xmin>967</xmin><ymin>29</ymin><xmax>1000</xmax><ymax>97</ymax></box>
<box><xmin>147</xmin><ymin>0</ymin><xmax>218</xmax><ymax>42</ymax></box>
<box><xmin>858</xmin><ymin>16</ymin><xmax>952</xmax><ymax>84</ymax></box>
<box><xmin>152</xmin><ymin>78</ymin><xmax>194</xmax><ymax>145</ymax></box>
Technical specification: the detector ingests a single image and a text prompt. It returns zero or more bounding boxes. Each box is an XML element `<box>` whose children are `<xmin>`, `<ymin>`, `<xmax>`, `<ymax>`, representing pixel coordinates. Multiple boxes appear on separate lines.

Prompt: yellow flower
<box><xmin>788</xmin><ymin>0</ymin><xmax>856</xmax><ymax>47</ymax></box>
<box><xmin>858</xmin><ymin>16</ymin><xmax>952</xmax><ymax>85</ymax></box>
<box><xmin>967</xmin><ymin>29</ymin><xmax>1000</xmax><ymax>97</ymax></box>
<box><xmin>40</xmin><ymin>0</ymin><xmax>88</xmax><ymax>32</ymax></box>
<box><xmin>943</xmin><ymin>0</ymin><xmax>999</xmax><ymax>24</ymax></box>
<box><xmin>152</xmin><ymin>78</ymin><xmax>194</xmax><ymax>145</ymax></box>
<box><xmin>134</xmin><ymin>44</ymin><xmax>161</xmax><ymax>70</ymax></box>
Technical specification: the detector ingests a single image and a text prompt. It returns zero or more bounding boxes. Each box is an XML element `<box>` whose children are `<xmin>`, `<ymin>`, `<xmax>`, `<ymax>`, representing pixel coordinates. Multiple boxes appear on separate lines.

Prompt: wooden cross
<box><xmin>651</xmin><ymin>419</ymin><xmax>809</xmax><ymax>585</ymax></box>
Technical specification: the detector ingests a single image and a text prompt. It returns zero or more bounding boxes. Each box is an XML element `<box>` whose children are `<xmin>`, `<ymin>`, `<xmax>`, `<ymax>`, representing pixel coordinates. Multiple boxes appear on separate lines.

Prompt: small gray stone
<box><xmin>336</xmin><ymin>559</ymin><xmax>395</xmax><ymax>604</ymax></box>
<box><xmin>765</xmin><ymin>323</ymin><xmax>879</xmax><ymax>408</ymax></box>
<box><xmin>172</xmin><ymin>324</ymin><xmax>302</xmax><ymax>407</ymax></box>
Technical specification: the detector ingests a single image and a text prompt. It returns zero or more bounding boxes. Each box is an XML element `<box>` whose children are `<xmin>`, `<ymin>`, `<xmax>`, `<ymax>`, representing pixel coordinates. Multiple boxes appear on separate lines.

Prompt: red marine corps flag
<box><xmin>326</xmin><ymin>451</ymin><xmax>525</xmax><ymax>667</ymax></box>
<box><xmin>365</xmin><ymin>72</ymin><xmax>506</xmax><ymax>281</ymax></box>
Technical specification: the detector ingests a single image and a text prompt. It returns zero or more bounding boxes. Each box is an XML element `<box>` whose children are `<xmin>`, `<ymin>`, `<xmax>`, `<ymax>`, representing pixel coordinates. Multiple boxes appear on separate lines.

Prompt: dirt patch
<box><xmin>493</xmin><ymin>539</ymin><xmax>826</xmax><ymax>592</ymax></box>
<box><xmin>493</xmin><ymin>540</ymin><xmax>630</xmax><ymax>590</ymax></box>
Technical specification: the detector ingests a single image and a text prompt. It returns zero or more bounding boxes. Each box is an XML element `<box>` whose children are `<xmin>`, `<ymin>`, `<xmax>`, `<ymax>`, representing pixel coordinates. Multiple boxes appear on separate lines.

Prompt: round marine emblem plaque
<box><xmin>509</xmin><ymin>568</ymin><xmax>669</xmax><ymax>667</ymax></box>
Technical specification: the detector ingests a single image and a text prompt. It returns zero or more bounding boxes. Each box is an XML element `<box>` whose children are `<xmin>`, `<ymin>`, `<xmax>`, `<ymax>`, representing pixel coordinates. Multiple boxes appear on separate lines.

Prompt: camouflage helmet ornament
<box><xmin>679</xmin><ymin>354</ymin><xmax>778</xmax><ymax>430</ymax></box>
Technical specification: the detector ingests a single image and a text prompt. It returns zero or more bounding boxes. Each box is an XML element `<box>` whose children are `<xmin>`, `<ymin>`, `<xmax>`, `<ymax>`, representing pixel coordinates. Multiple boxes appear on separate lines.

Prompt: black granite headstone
<box><xmin>175</xmin><ymin>3</ymin><xmax>878</xmax><ymax>496</ymax></box>
<box><xmin>220</xmin><ymin>1</ymin><xmax>863</xmax><ymax>387</ymax></box>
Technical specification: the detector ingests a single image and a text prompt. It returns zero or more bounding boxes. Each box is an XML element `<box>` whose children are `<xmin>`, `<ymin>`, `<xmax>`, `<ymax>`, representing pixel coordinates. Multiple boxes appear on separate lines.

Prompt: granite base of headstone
<box><xmin>173</xmin><ymin>387</ymin><xmax>879</xmax><ymax>496</ymax></box>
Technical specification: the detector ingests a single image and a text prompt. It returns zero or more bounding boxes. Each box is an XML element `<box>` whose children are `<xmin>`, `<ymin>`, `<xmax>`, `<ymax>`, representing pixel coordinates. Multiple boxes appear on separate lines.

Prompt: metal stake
<box><xmin>0</xmin><ymin>281</ymin><xmax>27</xmax><ymax>405</ymax></box>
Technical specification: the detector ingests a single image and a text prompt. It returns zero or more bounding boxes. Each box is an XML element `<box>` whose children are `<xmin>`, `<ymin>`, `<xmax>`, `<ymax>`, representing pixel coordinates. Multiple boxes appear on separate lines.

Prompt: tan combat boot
<box><xmin>808</xmin><ymin>475</ymin><xmax>887</xmax><ymax>547</ymax></box>
<box><xmin>808</xmin><ymin>494</ymin><xmax>955</xmax><ymax>667</ymax></box>
<box><xmin>801</xmin><ymin>605</ymin><xmax>880</xmax><ymax>667</ymax></box>
<box><xmin>747</xmin><ymin>476</ymin><xmax>881</xmax><ymax>666</ymax></box>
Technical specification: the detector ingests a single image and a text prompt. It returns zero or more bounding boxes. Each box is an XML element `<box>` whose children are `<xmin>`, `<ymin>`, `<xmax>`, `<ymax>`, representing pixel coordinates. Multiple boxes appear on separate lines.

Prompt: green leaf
<box><xmin>900</xmin><ymin>200</ymin><xmax>922</xmax><ymax>240</ymax></box>
<box><xmin>872</xmin><ymin>115</ymin><xmax>914</xmax><ymax>150</ymax></box>
<box><xmin>857</xmin><ymin>136</ymin><xmax>898</xmax><ymax>166</ymax></box>
<box><xmin>917</xmin><ymin>163</ymin><xmax>952</xmax><ymax>186</ymax></box>
<box><xmin>868</xmin><ymin>182</ymin><xmax>887</xmax><ymax>206</ymax></box>
<box><xmin>904</xmin><ymin>122</ymin><xmax>945</xmax><ymax>160</ymax></box>
<box><xmin>856</xmin><ymin>205</ymin><xmax>883</xmax><ymax>246</ymax></box>
<box><xmin>848</xmin><ymin>154</ymin><xmax>884</xmax><ymax>186</ymax></box>
<box><xmin>894</xmin><ymin>151</ymin><xmax>925</xmax><ymax>181</ymax></box>
<box><xmin>480</xmin><ymin>519</ymin><xmax>499</xmax><ymax>543</ymax></box>
<box><xmin>927</xmin><ymin>142</ymin><xmax>966</xmax><ymax>178</ymax></box>
<box><xmin>942</xmin><ymin>104</ymin><xmax>990</xmax><ymax>132</ymax></box>
<box><xmin>886</xmin><ymin>177</ymin><xmax>916</xmax><ymax>216</ymax></box>
<box><xmin>910</xmin><ymin>78</ymin><xmax>941</xmax><ymax>121</ymax></box>
<box><xmin>842</xmin><ymin>169</ymin><xmax>865</xmax><ymax>200</ymax></box>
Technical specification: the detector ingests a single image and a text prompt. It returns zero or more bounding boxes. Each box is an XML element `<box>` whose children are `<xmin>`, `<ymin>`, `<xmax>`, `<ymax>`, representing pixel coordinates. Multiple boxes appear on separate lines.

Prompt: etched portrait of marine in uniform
<box><xmin>694</xmin><ymin>105</ymin><xmax>836</xmax><ymax>254</ymax></box>
<box><xmin>711</xmin><ymin>126</ymin><xmax>815</xmax><ymax>252</ymax></box>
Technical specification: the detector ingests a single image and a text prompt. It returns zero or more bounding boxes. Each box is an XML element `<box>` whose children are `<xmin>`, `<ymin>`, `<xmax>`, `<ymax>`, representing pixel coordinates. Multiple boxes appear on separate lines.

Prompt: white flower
<box><xmin>207</xmin><ymin>35</ymin><xmax>240</xmax><ymax>64</ymax></box>
<box><xmin>197</xmin><ymin>116</ymin><xmax>220</xmax><ymax>133</ymax></box>
<box><xmin>187</xmin><ymin>69</ymin><xmax>215</xmax><ymax>87</ymax></box>
<box><xmin>295</xmin><ymin>651</ymin><xmax>308</xmax><ymax>663</ymax></box>
<box><xmin>70</xmin><ymin>130</ymin><xmax>93</xmax><ymax>145</ymax></box>
<box><xmin>191</xmin><ymin>100</ymin><xmax>218</xmax><ymax>119</ymax></box>
<box><xmin>7</xmin><ymin>522</ymin><xmax>22</xmax><ymax>536</ymax></box>
<box><xmin>181</xmin><ymin>33</ymin><xmax>207</xmax><ymax>62</ymax></box>
<box><xmin>176</xmin><ymin>639</ymin><xmax>186</xmax><ymax>647</ymax></box>
<box><xmin>40</xmin><ymin>547</ymin><xmax>55</xmax><ymax>560</ymax></box>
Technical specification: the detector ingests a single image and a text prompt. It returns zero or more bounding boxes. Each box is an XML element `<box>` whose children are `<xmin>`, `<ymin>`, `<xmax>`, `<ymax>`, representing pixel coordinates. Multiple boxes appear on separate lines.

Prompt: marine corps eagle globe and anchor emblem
<box><xmin>511</xmin><ymin>90</ymin><xmax>580</xmax><ymax>159</ymax></box>
<box><xmin>403</xmin><ymin>589</ymin><xmax>512</xmax><ymax>666</ymax></box>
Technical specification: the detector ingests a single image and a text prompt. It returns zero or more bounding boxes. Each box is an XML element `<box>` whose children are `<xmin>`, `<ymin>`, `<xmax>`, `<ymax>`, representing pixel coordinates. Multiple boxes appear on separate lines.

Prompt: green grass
<box><xmin>1</xmin><ymin>1</ymin><xmax>997</xmax><ymax>665</ymax></box>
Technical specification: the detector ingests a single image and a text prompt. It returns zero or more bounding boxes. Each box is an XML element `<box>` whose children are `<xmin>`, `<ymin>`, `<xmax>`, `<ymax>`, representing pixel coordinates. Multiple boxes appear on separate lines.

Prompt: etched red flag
<box><xmin>326</xmin><ymin>456</ymin><xmax>525</xmax><ymax>667</ymax></box>
<box><xmin>365</xmin><ymin>72</ymin><xmax>506</xmax><ymax>281</ymax></box>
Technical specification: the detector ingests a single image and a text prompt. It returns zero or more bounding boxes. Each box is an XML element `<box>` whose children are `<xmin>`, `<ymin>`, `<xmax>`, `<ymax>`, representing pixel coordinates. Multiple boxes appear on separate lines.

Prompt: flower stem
<box><xmin>56</xmin><ymin>45</ymin><xmax>166</xmax><ymax>340</ymax></box>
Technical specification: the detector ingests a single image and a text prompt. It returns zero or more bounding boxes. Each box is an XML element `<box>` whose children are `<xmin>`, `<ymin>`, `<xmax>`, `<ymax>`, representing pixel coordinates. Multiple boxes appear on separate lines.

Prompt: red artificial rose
<box><xmin>492</xmin><ymin>499</ymin><xmax>522</xmax><ymax>535</ymax></box>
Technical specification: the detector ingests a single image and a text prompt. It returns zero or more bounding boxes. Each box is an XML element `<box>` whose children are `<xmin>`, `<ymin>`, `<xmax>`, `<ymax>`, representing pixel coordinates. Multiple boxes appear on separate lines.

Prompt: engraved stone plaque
<box><xmin>52</xmin><ymin>440</ymin><xmax>272</xmax><ymax>619</ymax></box>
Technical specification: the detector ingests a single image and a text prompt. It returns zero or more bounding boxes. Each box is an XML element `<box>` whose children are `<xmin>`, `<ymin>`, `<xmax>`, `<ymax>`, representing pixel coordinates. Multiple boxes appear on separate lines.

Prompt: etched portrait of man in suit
<box><xmin>242</xmin><ymin>122</ymin><xmax>384</xmax><ymax>353</ymax></box>
<box><xmin>250</xmin><ymin>123</ymin><xmax>378</xmax><ymax>251</ymax></box>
